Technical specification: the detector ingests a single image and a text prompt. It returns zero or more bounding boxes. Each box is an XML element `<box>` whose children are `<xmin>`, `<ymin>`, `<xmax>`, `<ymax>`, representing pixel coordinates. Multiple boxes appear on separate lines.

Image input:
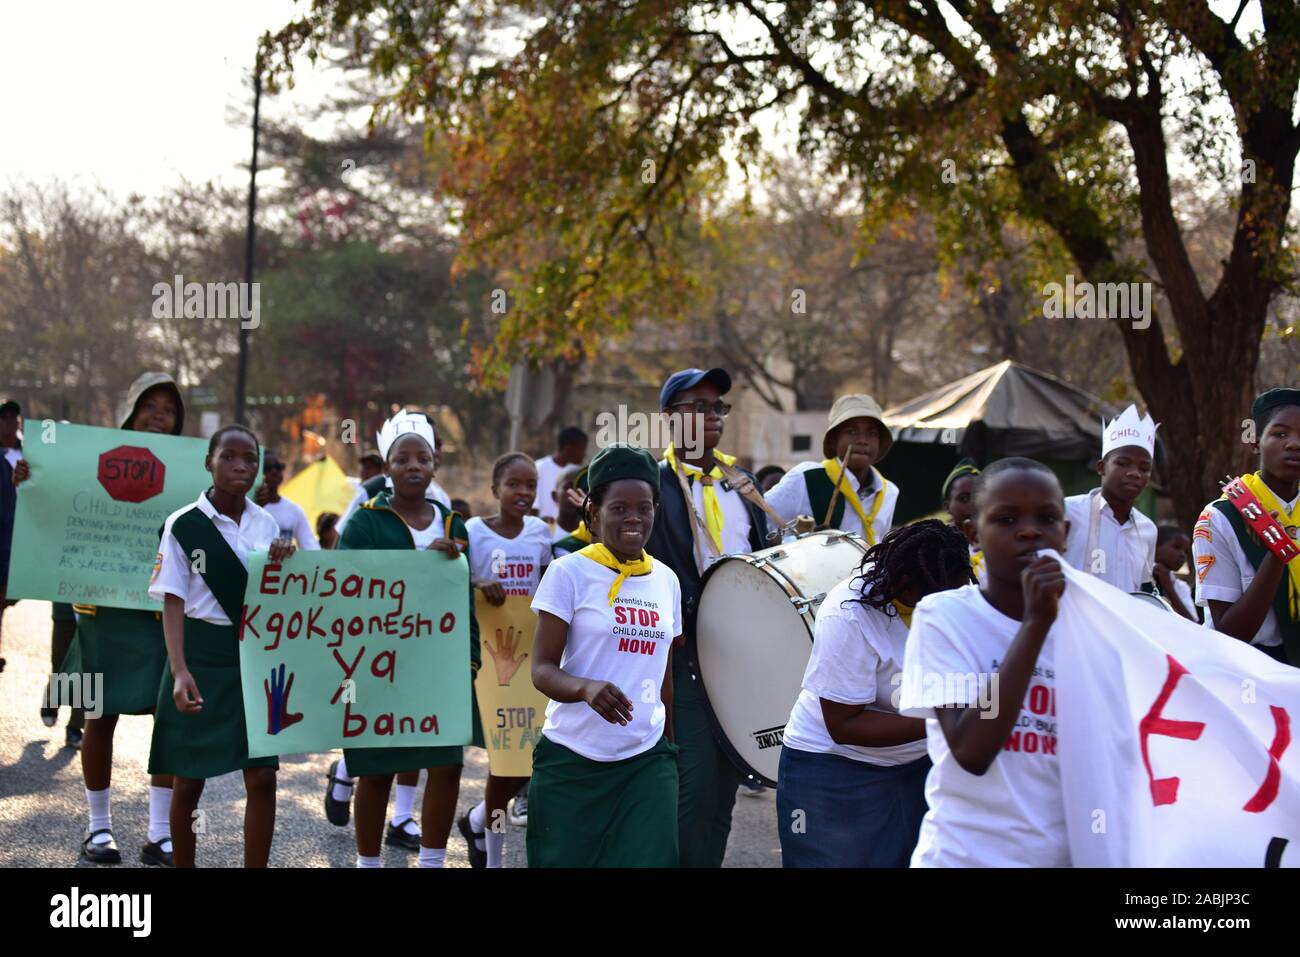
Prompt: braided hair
<box><xmin>846</xmin><ymin>519</ymin><xmax>974</xmax><ymax>618</ymax></box>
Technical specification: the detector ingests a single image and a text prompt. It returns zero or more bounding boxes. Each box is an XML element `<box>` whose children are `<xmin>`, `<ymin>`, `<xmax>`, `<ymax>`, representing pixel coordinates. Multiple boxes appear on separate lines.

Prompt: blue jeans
<box><xmin>776</xmin><ymin>745</ymin><xmax>930</xmax><ymax>867</ymax></box>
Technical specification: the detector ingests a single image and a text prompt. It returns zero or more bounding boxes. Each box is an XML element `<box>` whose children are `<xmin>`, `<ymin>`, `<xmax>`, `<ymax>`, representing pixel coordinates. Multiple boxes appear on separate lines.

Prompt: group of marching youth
<box><xmin>6</xmin><ymin>358</ymin><xmax>1296</xmax><ymax>870</ymax></box>
<box><xmin>776</xmin><ymin>387</ymin><xmax>1300</xmax><ymax>868</ymax></box>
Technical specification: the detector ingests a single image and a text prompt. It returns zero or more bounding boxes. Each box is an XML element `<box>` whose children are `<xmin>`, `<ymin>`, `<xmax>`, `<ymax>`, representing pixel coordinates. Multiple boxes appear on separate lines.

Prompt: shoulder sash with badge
<box><xmin>1212</xmin><ymin>473</ymin><xmax>1300</xmax><ymax>661</ymax></box>
<box><xmin>170</xmin><ymin>501</ymin><xmax>249</xmax><ymax>624</ymax></box>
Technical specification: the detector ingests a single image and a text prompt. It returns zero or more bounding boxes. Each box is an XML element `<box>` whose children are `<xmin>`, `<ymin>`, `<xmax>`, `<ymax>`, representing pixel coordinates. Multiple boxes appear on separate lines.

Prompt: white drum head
<box><xmin>694</xmin><ymin>532</ymin><xmax>868</xmax><ymax>785</ymax></box>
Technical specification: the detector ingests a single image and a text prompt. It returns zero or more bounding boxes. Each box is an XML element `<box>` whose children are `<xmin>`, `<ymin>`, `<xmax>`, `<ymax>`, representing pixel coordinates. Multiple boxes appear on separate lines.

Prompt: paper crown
<box><xmin>1101</xmin><ymin>404</ymin><xmax>1158</xmax><ymax>457</ymax></box>
<box><xmin>376</xmin><ymin>410</ymin><xmax>436</xmax><ymax>461</ymax></box>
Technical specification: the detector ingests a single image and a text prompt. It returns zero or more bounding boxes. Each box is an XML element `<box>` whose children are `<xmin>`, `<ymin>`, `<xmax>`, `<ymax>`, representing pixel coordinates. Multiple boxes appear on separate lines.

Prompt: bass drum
<box><xmin>693</xmin><ymin>530</ymin><xmax>869</xmax><ymax>787</ymax></box>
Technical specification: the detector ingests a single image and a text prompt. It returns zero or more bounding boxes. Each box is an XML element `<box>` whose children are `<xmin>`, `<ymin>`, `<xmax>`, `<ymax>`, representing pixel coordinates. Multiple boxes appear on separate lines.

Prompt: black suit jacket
<box><xmin>645</xmin><ymin>460</ymin><xmax>770</xmax><ymax>656</ymax></box>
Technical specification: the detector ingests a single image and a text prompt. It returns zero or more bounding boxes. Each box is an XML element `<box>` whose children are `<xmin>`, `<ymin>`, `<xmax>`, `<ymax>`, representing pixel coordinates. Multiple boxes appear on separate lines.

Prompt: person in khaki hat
<box><xmin>764</xmin><ymin>394</ymin><xmax>899</xmax><ymax>544</ymax></box>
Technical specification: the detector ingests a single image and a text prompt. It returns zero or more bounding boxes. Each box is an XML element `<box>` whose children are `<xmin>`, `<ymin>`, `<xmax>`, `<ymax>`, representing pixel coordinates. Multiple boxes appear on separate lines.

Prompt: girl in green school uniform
<box><xmin>21</xmin><ymin>372</ymin><xmax>187</xmax><ymax>866</ymax></box>
<box><xmin>528</xmin><ymin>444</ymin><xmax>682</xmax><ymax>867</ymax></box>
<box><xmin>147</xmin><ymin>425</ymin><xmax>295</xmax><ymax>868</ymax></box>
<box><xmin>337</xmin><ymin>411</ymin><xmax>482</xmax><ymax>868</ymax></box>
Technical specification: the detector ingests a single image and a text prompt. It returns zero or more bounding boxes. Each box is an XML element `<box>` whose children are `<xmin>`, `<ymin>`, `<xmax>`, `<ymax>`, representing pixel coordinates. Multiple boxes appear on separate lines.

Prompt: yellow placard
<box><xmin>474</xmin><ymin>594</ymin><xmax>549</xmax><ymax>776</ymax></box>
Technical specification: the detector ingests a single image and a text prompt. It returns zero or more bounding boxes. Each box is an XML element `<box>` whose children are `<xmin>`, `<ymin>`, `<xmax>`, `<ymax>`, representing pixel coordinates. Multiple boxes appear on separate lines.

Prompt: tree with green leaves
<box><xmin>265</xmin><ymin>1</ymin><xmax>1299</xmax><ymax>526</ymax></box>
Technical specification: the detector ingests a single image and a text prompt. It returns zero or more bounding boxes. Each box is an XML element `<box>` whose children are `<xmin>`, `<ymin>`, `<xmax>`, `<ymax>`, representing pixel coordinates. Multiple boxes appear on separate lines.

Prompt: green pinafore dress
<box><xmin>147</xmin><ymin>506</ymin><xmax>279</xmax><ymax>779</ymax></box>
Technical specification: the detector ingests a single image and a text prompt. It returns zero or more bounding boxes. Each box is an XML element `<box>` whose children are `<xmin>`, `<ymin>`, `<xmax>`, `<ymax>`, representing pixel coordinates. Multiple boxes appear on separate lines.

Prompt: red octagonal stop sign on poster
<box><xmin>98</xmin><ymin>445</ymin><xmax>166</xmax><ymax>503</ymax></box>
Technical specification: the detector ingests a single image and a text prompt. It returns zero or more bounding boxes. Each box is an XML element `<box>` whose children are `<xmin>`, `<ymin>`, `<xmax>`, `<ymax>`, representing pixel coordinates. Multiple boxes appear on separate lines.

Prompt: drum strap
<box><xmin>715</xmin><ymin>462</ymin><xmax>787</xmax><ymax>544</ymax></box>
<box><xmin>671</xmin><ymin>463</ymin><xmax>713</xmax><ymax>572</ymax></box>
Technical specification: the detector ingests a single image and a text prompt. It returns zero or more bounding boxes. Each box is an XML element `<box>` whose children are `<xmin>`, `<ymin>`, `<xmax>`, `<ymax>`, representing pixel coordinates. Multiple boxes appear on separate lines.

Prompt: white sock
<box><xmin>332</xmin><ymin>757</ymin><xmax>354</xmax><ymax>803</ymax></box>
<box><xmin>86</xmin><ymin>786</ymin><xmax>112</xmax><ymax>844</ymax></box>
<box><xmin>486</xmin><ymin>830</ymin><xmax>505</xmax><ymax>868</ymax></box>
<box><xmin>356</xmin><ymin>854</ymin><xmax>381</xmax><ymax>869</ymax></box>
<box><xmin>468</xmin><ymin>800</ymin><xmax>487</xmax><ymax>851</ymax></box>
<box><xmin>417</xmin><ymin>846</ymin><xmax>446</xmax><ymax>868</ymax></box>
<box><xmin>148</xmin><ymin>786</ymin><xmax>172</xmax><ymax>845</ymax></box>
<box><xmin>391</xmin><ymin>783</ymin><xmax>418</xmax><ymax>829</ymax></box>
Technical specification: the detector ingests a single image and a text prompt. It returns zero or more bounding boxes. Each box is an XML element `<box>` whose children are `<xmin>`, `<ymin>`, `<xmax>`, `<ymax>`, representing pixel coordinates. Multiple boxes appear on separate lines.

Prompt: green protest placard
<box><xmin>239</xmin><ymin>550</ymin><xmax>472</xmax><ymax>757</ymax></box>
<box><xmin>8</xmin><ymin>423</ymin><xmax>214</xmax><ymax>610</ymax></box>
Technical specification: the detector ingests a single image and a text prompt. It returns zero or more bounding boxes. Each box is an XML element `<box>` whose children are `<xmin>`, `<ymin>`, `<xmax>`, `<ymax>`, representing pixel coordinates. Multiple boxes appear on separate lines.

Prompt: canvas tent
<box><xmin>877</xmin><ymin>360</ymin><xmax>1155</xmax><ymax>524</ymax></box>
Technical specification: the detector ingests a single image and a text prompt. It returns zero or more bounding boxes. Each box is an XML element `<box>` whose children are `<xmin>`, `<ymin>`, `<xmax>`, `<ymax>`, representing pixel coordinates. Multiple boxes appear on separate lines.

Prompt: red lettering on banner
<box><xmin>331</xmin><ymin>646</ymin><xmax>366</xmax><ymax>704</ymax></box>
<box><xmin>1139</xmin><ymin>655</ymin><xmax>1206</xmax><ymax>806</ymax></box>
<box><xmin>1244</xmin><ymin>706</ymin><xmax>1292</xmax><ymax>813</ymax></box>
<box><xmin>1004</xmin><ymin>732</ymin><xmax>1020</xmax><ymax>751</ymax></box>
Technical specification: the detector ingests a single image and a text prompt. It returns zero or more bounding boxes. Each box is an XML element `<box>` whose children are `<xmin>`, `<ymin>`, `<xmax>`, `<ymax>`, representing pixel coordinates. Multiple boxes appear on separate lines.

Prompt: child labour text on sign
<box><xmin>473</xmin><ymin>594</ymin><xmax>550</xmax><ymax>776</ymax></box>
<box><xmin>8</xmin><ymin>423</ymin><xmax>213</xmax><ymax>610</ymax></box>
<box><xmin>238</xmin><ymin>550</ymin><xmax>472</xmax><ymax>758</ymax></box>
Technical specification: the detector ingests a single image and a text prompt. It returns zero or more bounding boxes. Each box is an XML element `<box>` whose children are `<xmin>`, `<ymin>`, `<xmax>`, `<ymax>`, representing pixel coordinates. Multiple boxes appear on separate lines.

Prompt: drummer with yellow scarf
<box><xmin>1194</xmin><ymin>387</ymin><xmax>1300</xmax><ymax>665</ymax></box>
<box><xmin>645</xmin><ymin>367</ymin><xmax>771</xmax><ymax>868</ymax></box>
<box><xmin>765</xmin><ymin>394</ymin><xmax>899</xmax><ymax>544</ymax></box>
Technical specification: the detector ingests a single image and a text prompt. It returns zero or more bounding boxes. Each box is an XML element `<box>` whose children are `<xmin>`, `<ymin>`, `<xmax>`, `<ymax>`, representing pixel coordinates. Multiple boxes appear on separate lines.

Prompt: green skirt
<box><xmin>148</xmin><ymin>618</ymin><xmax>278</xmax><ymax>779</ymax></box>
<box><xmin>57</xmin><ymin>607</ymin><xmax>168</xmax><ymax>716</ymax></box>
<box><xmin>526</xmin><ymin>734</ymin><xmax>679</xmax><ymax>868</ymax></box>
<box><xmin>344</xmin><ymin>685</ymin><xmax>485</xmax><ymax>777</ymax></box>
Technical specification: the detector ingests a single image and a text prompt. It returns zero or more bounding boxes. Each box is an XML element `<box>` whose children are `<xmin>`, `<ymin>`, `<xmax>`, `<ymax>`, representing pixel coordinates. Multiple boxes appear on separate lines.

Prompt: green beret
<box><xmin>1252</xmin><ymin>388</ymin><xmax>1300</xmax><ymax>431</ymax></box>
<box><xmin>941</xmin><ymin>458</ymin><xmax>981</xmax><ymax>503</ymax></box>
<box><xmin>586</xmin><ymin>444</ymin><xmax>659</xmax><ymax>494</ymax></box>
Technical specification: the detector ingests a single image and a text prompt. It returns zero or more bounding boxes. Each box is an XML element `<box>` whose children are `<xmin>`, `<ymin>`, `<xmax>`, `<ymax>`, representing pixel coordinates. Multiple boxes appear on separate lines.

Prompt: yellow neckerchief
<box><xmin>891</xmin><ymin>599</ymin><xmax>914</xmax><ymax>628</ymax></box>
<box><xmin>663</xmin><ymin>444</ymin><xmax>737</xmax><ymax>554</ymax></box>
<box><xmin>1240</xmin><ymin>472</ymin><xmax>1300</xmax><ymax>619</ymax></box>
<box><xmin>970</xmin><ymin>549</ymin><xmax>985</xmax><ymax>581</ymax></box>
<box><xmin>571</xmin><ymin>521</ymin><xmax>592</xmax><ymax>544</ymax></box>
<box><xmin>820</xmin><ymin>459</ymin><xmax>887</xmax><ymax>545</ymax></box>
<box><xmin>578</xmin><ymin>543</ymin><xmax>654</xmax><ymax>605</ymax></box>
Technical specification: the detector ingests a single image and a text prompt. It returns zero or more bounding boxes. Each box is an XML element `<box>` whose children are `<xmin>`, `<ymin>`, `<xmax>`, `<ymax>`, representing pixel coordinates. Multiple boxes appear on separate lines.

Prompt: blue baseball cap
<box><xmin>660</xmin><ymin>367</ymin><xmax>732</xmax><ymax>410</ymax></box>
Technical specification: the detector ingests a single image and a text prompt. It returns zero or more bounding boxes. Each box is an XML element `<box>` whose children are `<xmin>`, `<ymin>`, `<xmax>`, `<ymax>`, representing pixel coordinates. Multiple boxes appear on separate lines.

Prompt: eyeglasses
<box><xmin>669</xmin><ymin>399</ymin><xmax>732</xmax><ymax>417</ymax></box>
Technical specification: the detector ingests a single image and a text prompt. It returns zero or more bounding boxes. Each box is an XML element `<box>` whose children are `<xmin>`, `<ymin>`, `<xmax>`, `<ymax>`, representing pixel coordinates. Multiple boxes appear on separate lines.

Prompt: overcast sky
<box><xmin>0</xmin><ymin>0</ymin><xmax>336</xmax><ymax>197</ymax></box>
<box><xmin>0</xmin><ymin>1</ymin><xmax>1268</xmax><ymax>201</ymax></box>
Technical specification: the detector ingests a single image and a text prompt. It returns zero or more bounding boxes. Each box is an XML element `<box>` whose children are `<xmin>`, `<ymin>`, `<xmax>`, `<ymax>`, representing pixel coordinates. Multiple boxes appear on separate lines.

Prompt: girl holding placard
<box><xmin>459</xmin><ymin>452</ymin><xmax>552</xmax><ymax>867</ymax></box>
<box><xmin>147</xmin><ymin>424</ymin><xmax>295</xmax><ymax>867</ymax></box>
<box><xmin>336</xmin><ymin>411</ymin><xmax>481</xmax><ymax>868</ymax></box>
<box><xmin>21</xmin><ymin>373</ymin><xmax>187</xmax><ymax>867</ymax></box>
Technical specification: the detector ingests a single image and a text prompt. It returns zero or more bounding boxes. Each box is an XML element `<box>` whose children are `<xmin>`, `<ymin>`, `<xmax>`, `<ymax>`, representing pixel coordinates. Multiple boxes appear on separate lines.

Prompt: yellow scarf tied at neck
<box><xmin>821</xmin><ymin>458</ymin><xmax>888</xmax><ymax>545</ymax></box>
<box><xmin>571</xmin><ymin>521</ymin><xmax>592</xmax><ymax>544</ymax></box>
<box><xmin>891</xmin><ymin>599</ymin><xmax>914</xmax><ymax>628</ymax></box>
<box><xmin>578</xmin><ymin>543</ymin><xmax>654</xmax><ymax>606</ymax></box>
<box><xmin>664</xmin><ymin>444</ymin><xmax>737</xmax><ymax>554</ymax></box>
<box><xmin>1241</xmin><ymin>472</ymin><xmax>1300</xmax><ymax>620</ymax></box>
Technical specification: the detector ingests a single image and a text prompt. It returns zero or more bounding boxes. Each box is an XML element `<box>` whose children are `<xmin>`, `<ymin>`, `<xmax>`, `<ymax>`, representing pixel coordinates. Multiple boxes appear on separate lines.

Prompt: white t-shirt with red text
<box><xmin>899</xmin><ymin>584</ymin><xmax>1067</xmax><ymax>867</ymax></box>
<box><xmin>466</xmin><ymin>515</ymin><xmax>553</xmax><ymax>597</ymax></box>
<box><xmin>531</xmin><ymin>552</ymin><xmax>682</xmax><ymax>761</ymax></box>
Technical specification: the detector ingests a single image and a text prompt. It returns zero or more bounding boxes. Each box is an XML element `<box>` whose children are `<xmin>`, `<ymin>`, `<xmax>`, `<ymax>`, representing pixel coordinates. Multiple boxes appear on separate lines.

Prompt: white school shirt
<box><xmin>149</xmin><ymin>492</ymin><xmax>281</xmax><ymax>626</ymax></box>
<box><xmin>1062</xmin><ymin>489</ymin><xmax>1156</xmax><ymax>592</ymax></box>
<box><xmin>669</xmin><ymin>465</ymin><xmax>753</xmax><ymax>574</ymax></box>
<box><xmin>782</xmin><ymin>575</ymin><xmax>928</xmax><ymax>766</ymax></box>
<box><xmin>899</xmin><ymin>584</ymin><xmax>1067</xmax><ymax>868</ymax></box>
<box><xmin>1192</xmin><ymin>497</ymin><xmax>1299</xmax><ymax>649</ymax></box>
<box><xmin>466</xmin><ymin>515</ymin><xmax>552</xmax><ymax>597</ymax></box>
<box><xmin>764</xmin><ymin>460</ymin><xmax>897</xmax><ymax>542</ymax></box>
<box><xmin>1170</xmin><ymin>576</ymin><xmax>1196</xmax><ymax>620</ymax></box>
<box><xmin>261</xmin><ymin>496</ymin><xmax>319</xmax><ymax>549</ymax></box>
<box><xmin>336</xmin><ymin>478</ymin><xmax>451</xmax><ymax>534</ymax></box>
<box><xmin>531</xmin><ymin>553</ymin><xmax>682</xmax><ymax>761</ymax></box>
<box><xmin>534</xmin><ymin>455</ymin><xmax>565</xmax><ymax>522</ymax></box>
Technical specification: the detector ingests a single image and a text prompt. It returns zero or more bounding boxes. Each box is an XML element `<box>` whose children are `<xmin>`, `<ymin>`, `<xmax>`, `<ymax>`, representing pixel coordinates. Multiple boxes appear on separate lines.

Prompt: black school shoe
<box><xmin>323</xmin><ymin>759</ymin><xmax>352</xmax><ymax>827</ymax></box>
<box><xmin>81</xmin><ymin>830</ymin><xmax>122</xmax><ymax>865</ymax></box>
<box><xmin>384</xmin><ymin>819</ymin><xmax>421</xmax><ymax>851</ymax></box>
<box><xmin>140</xmin><ymin>840</ymin><xmax>175</xmax><ymax>868</ymax></box>
<box><xmin>457</xmin><ymin>812</ymin><xmax>486</xmax><ymax>869</ymax></box>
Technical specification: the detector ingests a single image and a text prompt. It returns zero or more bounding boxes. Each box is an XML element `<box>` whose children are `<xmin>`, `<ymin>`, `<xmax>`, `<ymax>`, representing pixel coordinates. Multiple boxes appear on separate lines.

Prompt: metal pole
<box><xmin>235</xmin><ymin>62</ymin><xmax>261</xmax><ymax>424</ymax></box>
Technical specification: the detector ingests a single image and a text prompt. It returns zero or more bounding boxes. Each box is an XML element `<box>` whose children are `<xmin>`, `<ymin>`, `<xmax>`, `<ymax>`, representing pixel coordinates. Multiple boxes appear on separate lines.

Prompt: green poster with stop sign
<box><xmin>8</xmin><ymin>423</ymin><xmax>216</xmax><ymax>610</ymax></box>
